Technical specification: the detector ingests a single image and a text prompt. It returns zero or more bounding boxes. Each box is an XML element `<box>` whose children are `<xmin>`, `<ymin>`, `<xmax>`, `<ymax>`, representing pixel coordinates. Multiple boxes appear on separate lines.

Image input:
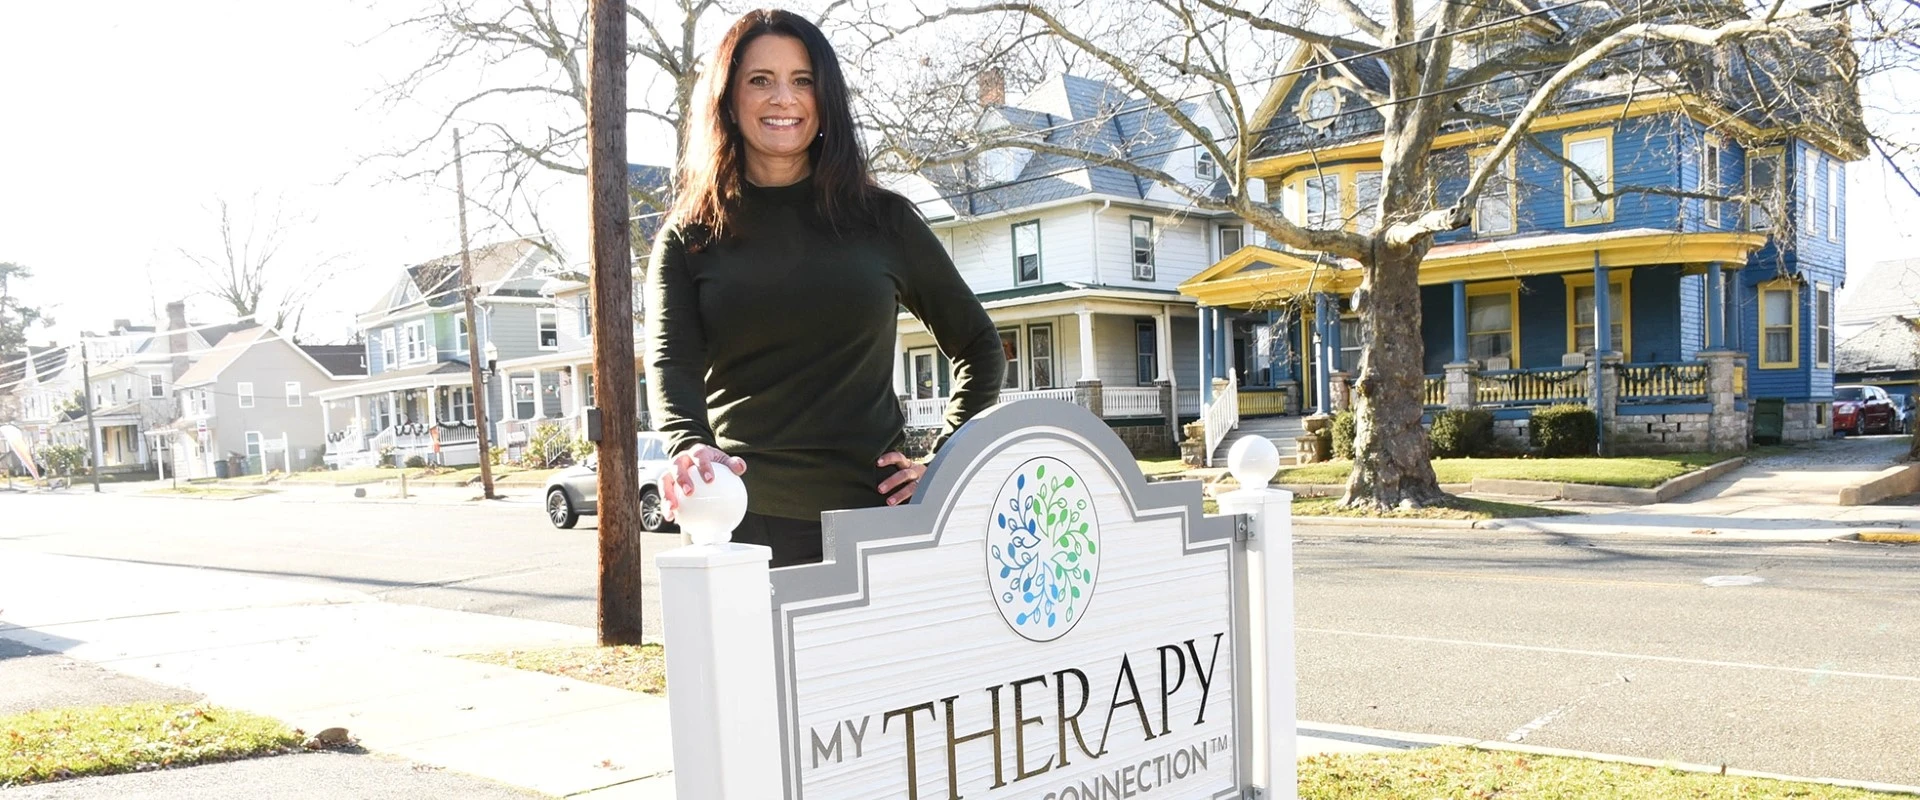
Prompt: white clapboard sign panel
<box><xmin>770</xmin><ymin>400</ymin><xmax>1240</xmax><ymax>800</ymax></box>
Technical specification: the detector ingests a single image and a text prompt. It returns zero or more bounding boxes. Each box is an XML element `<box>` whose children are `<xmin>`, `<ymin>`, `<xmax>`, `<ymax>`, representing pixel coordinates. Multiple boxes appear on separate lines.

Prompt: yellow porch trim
<box><xmin>1248</xmin><ymin>93</ymin><xmax>1864</xmax><ymax>180</ymax></box>
<box><xmin>1180</xmin><ymin>231</ymin><xmax>1766</xmax><ymax>309</ymax></box>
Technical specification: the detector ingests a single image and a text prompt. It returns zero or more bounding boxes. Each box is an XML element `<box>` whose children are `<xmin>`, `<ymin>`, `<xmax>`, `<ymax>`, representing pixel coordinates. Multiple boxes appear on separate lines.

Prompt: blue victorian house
<box><xmin>1179</xmin><ymin>4</ymin><xmax>1862</xmax><ymax>458</ymax></box>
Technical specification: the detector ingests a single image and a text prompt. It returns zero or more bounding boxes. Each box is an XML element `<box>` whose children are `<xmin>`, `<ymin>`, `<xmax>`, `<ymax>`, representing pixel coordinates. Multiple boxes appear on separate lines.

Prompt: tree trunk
<box><xmin>1342</xmin><ymin>243</ymin><xmax>1448</xmax><ymax>509</ymax></box>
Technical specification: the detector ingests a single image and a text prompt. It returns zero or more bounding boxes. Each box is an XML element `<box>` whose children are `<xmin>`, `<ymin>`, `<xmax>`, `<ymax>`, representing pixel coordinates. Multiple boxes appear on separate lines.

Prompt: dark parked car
<box><xmin>1833</xmin><ymin>384</ymin><xmax>1899</xmax><ymax>436</ymax></box>
<box><xmin>544</xmin><ymin>433</ymin><xmax>677</xmax><ymax>531</ymax></box>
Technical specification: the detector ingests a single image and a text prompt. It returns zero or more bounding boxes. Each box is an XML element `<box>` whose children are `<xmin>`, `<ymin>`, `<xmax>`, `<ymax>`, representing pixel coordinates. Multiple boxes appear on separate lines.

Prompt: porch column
<box><xmin>1705</xmin><ymin>261</ymin><xmax>1725</xmax><ymax>350</ymax></box>
<box><xmin>1156</xmin><ymin>305</ymin><xmax>1173</xmax><ymax>382</ymax></box>
<box><xmin>1591</xmin><ymin>253</ymin><xmax>1612</xmax><ymax>455</ymax></box>
<box><xmin>1313</xmin><ymin>294</ymin><xmax>1333</xmax><ymax>416</ymax></box>
<box><xmin>387</xmin><ymin>391</ymin><xmax>398</xmax><ymax>427</ymax></box>
<box><xmin>892</xmin><ymin>334</ymin><xmax>906</xmax><ymax>396</ymax></box>
<box><xmin>322</xmin><ymin>402</ymin><xmax>332</xmax><ymax>440</ymax></box>
<box><xmin>530</xmin><ymin>368</ymin><xmax>543</xmax><ymax>419</ymax></box>
<box><xmin>1216</xmin><ymin>310</ymin><xmax>1232</xmax><ymax>382</ymax></box>
<box><xmin>427</xmin><ymin>385</ymin><xmax>439</xmax><ymax>426</ymax></box>
<box><xmin>1452</xmin><ymin>280</ymin><xmax>1469</xmax><ymax>363</ymax></box>
<box><xmin>1077</xmin><ymin>310</ymin><xmax>1098</xmax><ymax>382</ymax></box>
<box><xmin>1200</xmin><ymin>307</ymin><xmax>1214</xmax><ymax>404</ymax></box>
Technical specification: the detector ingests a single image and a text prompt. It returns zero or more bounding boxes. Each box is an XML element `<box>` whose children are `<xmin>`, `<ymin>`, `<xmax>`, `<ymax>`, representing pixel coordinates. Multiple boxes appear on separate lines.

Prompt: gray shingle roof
<box><xmin>299</xmin><ymin>345</ymin><xmax>370</xmax><ymax>378</ymax></box>
<box><xmin>920</xmin><ymin>74</ymin><xmax>1231</xmax><ymax>217</ymax></box>
<box><xmin>1837</xmin><ymin>316</ymin><xmax>1920</xmax><ymax>376</ymax></box>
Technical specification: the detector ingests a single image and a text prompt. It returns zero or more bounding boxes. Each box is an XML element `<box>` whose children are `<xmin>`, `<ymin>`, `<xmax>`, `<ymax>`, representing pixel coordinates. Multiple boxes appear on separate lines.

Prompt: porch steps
<box><xmin>1217</xmin><ymin>414</ymin><xmax>1308</xmax><ymax>464</ymax></box>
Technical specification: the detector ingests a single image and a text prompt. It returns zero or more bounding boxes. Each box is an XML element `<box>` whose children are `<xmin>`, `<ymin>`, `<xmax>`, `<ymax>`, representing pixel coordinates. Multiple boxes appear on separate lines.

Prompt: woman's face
<box><xmin>730</xmin><ymin>34</ymin><xmax>819</xmax><ymax>172</ymax></box>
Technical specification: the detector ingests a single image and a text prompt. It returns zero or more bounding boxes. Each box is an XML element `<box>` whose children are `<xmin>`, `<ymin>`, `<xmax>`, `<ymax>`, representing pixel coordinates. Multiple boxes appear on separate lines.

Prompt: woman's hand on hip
<box><xmin>661</xmin><ymin>444</ymin><xmax>747</xmax><ymax>520</ymax></box>
<box><xmin>877</xmin><ymin>451</ymin><xmax>926</xmax><ymax>506</ymax></box>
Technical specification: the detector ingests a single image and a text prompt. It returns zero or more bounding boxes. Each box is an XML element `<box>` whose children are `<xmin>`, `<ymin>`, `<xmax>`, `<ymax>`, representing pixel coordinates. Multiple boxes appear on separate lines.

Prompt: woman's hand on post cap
<box><xmin>661</xmin><ymin>444</ymin><xmax>747</xmax><ymax>520</ymax></box>
<box><xmin>877</xmin><ymin>451</ymin><xmax>926</xmax><ymax>506</ymax></box>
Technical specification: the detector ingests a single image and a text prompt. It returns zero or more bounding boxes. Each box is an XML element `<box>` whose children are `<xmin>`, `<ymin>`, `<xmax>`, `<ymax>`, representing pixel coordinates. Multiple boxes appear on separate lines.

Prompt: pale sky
<box><xmin>1</xmin><ymin>2</ymin><xmax>1914</xmax><ymax>347</ymax></box>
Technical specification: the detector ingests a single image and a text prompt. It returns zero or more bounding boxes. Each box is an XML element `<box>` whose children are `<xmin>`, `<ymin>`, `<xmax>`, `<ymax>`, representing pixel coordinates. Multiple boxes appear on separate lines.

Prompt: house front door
<box><xmin>512</xmin><ymin>378</ymin><xmax>537</xmax><ymax>420</ymax></box>
<box><xmin>909</xmin><ymin>350</ymin><xmax>938</xmax><ymax>399</ymax></box>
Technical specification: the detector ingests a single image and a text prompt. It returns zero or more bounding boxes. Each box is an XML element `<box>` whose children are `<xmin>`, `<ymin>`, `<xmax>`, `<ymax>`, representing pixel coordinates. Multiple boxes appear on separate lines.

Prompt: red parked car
<box><xmin>1833</xmin><ymin>385</ymin><xmax>1899</xmax><ymax>436</ymax></box>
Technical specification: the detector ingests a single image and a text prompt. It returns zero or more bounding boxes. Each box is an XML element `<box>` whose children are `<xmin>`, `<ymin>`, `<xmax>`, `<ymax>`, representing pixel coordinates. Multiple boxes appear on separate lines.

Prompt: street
<box><xmin>3</xmin><ymin>489</ymin><xmax>1919</xmax><ymax>785</ymax></box>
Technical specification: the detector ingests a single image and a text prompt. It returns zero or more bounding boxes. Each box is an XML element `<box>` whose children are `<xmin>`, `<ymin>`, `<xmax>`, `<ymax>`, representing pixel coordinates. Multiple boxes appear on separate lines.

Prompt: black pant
<box><xmin>732</xmin><ymin>511</ymin><xmax>824</xmax><ymax>568</ymax></box>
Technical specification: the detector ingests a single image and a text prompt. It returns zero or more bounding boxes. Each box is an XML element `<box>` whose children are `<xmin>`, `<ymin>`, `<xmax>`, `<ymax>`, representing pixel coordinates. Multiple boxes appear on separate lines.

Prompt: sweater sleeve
<box><xmin>894</xmin><ymin>209</ymin><xmax>1005</xmax><ymax>450</ymax></box>
<box><xmin>643</xmin><ymin>229</ymin><xmax>717</xmax><ymax>456</ymax></box>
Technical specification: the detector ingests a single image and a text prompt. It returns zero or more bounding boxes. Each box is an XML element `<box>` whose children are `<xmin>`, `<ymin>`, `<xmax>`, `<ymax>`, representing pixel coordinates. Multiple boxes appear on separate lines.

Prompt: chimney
<box><xmin>977</xmin><ymin>68</ymin><xmax>1005</xmax><ymax>107</ymax></box>
<box><xmin>166</xmin><ymin>301</ymin><xmax>190</xmax><ymax>381</ymax></box>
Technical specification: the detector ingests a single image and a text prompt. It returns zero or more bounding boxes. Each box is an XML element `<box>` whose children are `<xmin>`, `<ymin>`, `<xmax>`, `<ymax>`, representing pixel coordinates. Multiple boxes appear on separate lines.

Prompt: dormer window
<box><xmin>1195</xmin><ymin>127</ymin><xmax>1219</xmax><ymax>181</ymax></box>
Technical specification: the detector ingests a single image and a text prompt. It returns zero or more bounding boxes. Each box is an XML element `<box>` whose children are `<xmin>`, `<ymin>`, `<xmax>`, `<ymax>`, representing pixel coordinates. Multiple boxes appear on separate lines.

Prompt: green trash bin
<box><xmin>1753</xmin><ymin>397</ymin><xmax>1785</xmax><ymax>444</ymax></box>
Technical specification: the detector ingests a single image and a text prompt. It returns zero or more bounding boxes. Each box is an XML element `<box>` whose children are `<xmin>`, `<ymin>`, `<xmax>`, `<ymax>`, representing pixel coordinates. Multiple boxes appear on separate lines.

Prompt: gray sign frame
<box><xmin>768</xmin><ymin>399</ymin><xmax>1243</xmax><ymax>799</ymax></box>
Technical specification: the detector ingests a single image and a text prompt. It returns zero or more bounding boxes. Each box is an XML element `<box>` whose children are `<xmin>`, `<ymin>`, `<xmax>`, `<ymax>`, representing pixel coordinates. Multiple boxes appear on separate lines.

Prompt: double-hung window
<box><xmin>1130</xmin><ymin>218</ymin><xmax>1155</xmax><ymax>280</ymax></box>
<box><xmin>1012</xmin><ymin>221</ymin><xmax>1041</xmax><ymax>285</ymax></box>
<box><xmin>1135</xmin><ymin>321</ymin><xmax>1157</xmax><ymax>384</ymax></box>
<box><xmin>1826</xmin><ymin>160</ymin><xmax>1842</xmax><ymax>242</ymax></box>
<box><xmin>998</xmin><ymin>329</ymin><xmax>1021</xmax><ymax>390</ymax></box>
<box><xmin>1570</xmin><ymin>279</ymin><xmax>1628</xmax><ymax>355</ymax></box>
<box><xmin>1472</xmin><ymin>151</ymin><xmax>1516</xmax><ymax>235</ymax></box>
<box><xmin>1218</xmin><ymin>225</ymin><xmax>1243</xmax><ymax>257</ymax></box>
<box><xmin>1748</xmin><ymin>150</ymin><xmax>1782</xmax><ymax>232</ymax></box>
<box><xmin>1027</xmin><ymin>324</ymin><xmax>1054</xmax><ymax>389</ymax></box>
<box><xmin>148</xmin><ymin>374</ymin><xmax>164</xmax><ymax>398</ymax></box>
<box><xmin>456</xmin><ymin>315</ymin><xmax>470</xmax><ymax>353</ymax></box>
<box><xmin>1759</xmin><ymin>280</ymin><xmax>1798</xmax><ymax>367</ymax></box>
<box><xmin>237</xmin><ymin>382</ymin><xmax>255</xmax><ymax>409</ymax></box>
<box><xmin>380</xmin><ymin>329</ymin><xmax>396</xmax><ymax>367</ymax></box>
<box><xmin>1564</xmin><ymin>128</ymin><xmax>1613</xmax><ymax>225</ymax></box>
<box><xmin>403</xmin><ymin>320</ymin><xmax>427</xmax><ymax>362</ymax></box>
<box><xmin>1466</xmin><ymin>288</ymin><xmax>1517</xmax><ymax>366</ymax></box>
<box><xmin>1816</xmin><ymin>284</ymin><xmax>1833</xmax><ymax>367</ymax></box>
<box><xmin>285</xmin><ymin>382</ymin><xmax>301</xmax><ymax>407</ymax></box>
<box><xmin>1338</xmin><ymin>317</ymin><xmax>1365</xmax><ymax>373</ymax></box>
<box><xmin>1354</xmin><ymin>170</ymin><xmax>1382</xmax><ymax>233</ymax></box>
<box><xmin>538</xmin><ymin>309</ymin><xmax>559</xmax><ymax>350</ymax></box>
<box><xmin>1702</xmin><ymin>136</ymin><xmax>1725</xmax><ymax>228</ymax></box>
<box><xmin>1304</xmin><ymin>174</ymin><xmax>1342</xmax><ymax>230</ymax></box>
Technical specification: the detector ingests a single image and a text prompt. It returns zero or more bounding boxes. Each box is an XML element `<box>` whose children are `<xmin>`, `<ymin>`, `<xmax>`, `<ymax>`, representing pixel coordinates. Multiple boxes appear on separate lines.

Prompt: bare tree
<box><xmin>0</xmin><ymin>262</ymin><xmax>49</xmax><ymax>357</ymax></box>
<box><xmin>178</xmin><ymin>196</ymin><xmax>344</xmax><ymax>335</ymax></box>
<box><xmin>872</xmin><ymin>0</ymin><xmax>1908</xmax><ymax>510</ymax></box>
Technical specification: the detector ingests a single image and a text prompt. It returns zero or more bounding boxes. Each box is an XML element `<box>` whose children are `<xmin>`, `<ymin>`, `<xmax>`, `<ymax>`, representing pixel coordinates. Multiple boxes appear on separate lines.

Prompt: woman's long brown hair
<box><xmin>669</xmin><ymin>8</ymin><xmax>896</xmax><ymax>251</ymax></box>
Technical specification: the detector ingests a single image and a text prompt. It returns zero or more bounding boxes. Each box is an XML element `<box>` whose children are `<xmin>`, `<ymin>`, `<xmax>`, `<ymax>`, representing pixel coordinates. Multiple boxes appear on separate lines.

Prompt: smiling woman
<box><xmin>645</xmin><ymin>9</ymin><xmax>1006</xmax><ymax>567</ymax></box>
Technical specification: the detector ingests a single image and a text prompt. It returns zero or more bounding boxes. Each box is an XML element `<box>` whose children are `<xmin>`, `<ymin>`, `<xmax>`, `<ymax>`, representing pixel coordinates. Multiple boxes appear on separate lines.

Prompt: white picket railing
<box><xmin>325</xmin><ymin>424</ymin><xmax>365</xmax><ymax>456</ymax></box>
<box><xmin>1203</xmin><ymin>372</ymin><xmax>1239</xmax><ymax>467</ymax></box>
<box><xmin>1176</xmin><ymin>388</ymin><xmax>1203</xmax><ymax>417</ymax></box>
<box><xmin>997</xmin><ymin>388</ymin><xmax>1078</xmax><ymax>406</ymax></box>
<box><xmin>904</xmin><ymin>397</ymin><xmax>946</xmax><ymax>429</ymax></box>
<box><xmin>1102</xmin><ymin>386</ymin><xmax>1163</xmax><ymax>417</ymax></box>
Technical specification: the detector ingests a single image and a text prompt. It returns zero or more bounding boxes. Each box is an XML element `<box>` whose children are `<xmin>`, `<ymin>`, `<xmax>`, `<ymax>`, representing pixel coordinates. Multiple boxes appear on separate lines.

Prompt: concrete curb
<box><xmin>133</xmin><ymin>490</ymin><xmax>272</xmax><ymax>502</ymax></box>
<box><xmin>1469</xmin><ymin>457</ymin><xmax>1746</xmax><ymax>505</ymax></box>
<box><xmin>1296</xmin><ymin>721</ymin><xmax>1920</xmax><ymax>796</ymax></box>
<box><xmin>1838</xmin><ymin>463</ymin><xmax>1920</xmax><ymax>506</ymax></box>
<box><xmin>1291</xmin><ymin>515</ymin><xmax>1483</xmax><ymax>529</ymax></box>
<box><xmin>1858</xmin><ymin>530</ymin><xmax>1920</xmax><ymax>543</ymax></box>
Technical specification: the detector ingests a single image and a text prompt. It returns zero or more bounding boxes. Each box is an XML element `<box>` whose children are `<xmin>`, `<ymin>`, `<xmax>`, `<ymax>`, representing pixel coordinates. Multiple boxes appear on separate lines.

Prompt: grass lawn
<box><xmin>462</xmin><ymin>644</ymin><xmax>664</xmax><ymax>695</ymax></box>
<box><xmin>279</xmin><ymin>467</ymin><xmax>422</xmax><ymax>485</ymax></box>
<box><xmin>1275</xmin><ymin>452</ymin><xmax>1729</xmax><ymax>489</ymax></box>
<box><xmin>1137</xmin><ymin>458</ymin><xmax>1190</xmax><ymax>478</ymax></box>
<box><xmin>1299</xmin><ymin>747</ymin><xmax>1904</xmax><ymax>799</ymax></box>
<box><xmin>0</xmin><ymin>703</ymin><xmax>300</xmax><ymax>786</ymax></box>
<box><xmin>422</xmin><ymin>465</ymin><xmax>561</xmax><ymax>485</ymax></box>
<box><xmin>143</xmin><ymin>487</ymin><xmax>269</xmax><ymax>499</ymax></box>
<box><xmin>1293</xmin><ymin>495</ymin><xmax>1571</xmax><ymax>520</ymax></box>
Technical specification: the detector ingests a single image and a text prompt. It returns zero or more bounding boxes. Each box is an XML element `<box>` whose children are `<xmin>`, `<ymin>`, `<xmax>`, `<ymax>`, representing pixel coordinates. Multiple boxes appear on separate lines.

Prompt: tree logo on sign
<box><xmin>987</xmin><ymin>457</ymin><xmax>1100</xmax><ymax>642</ymax></box>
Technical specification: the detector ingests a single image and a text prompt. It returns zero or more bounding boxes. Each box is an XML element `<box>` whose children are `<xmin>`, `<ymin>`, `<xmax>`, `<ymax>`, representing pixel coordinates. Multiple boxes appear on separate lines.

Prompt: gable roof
<box><xmin>177</xmin><ymin>327</ymin><xmax>269</xmax><ymax>387</ymax></box>
<box><xmin>1837</xmin><ymin>316</ymin><xmax>1920</xmax><ymax>376</ymax></box>
<box><xmin>299</xmin><ymin>345</ymin><xmax>369</xmax><ymax>378</ymax></box>
<box><xmin>916</xmin><ymin>73</ymin><xmax>1233</xmax><ymax>219</ymax></box>
<box><xmin>29</xmin><ymin>346</ymin><xmax>69</xmax><ymax>382</ymax></box>
<box><xmin>1839</xmin><ymin>258</ymin><xmax>1920</xmax><ymax>329</ymax></box>
<box><xmin>364</xmin><ymin>238</ymin><xmax>552</xmax><ymax>319</ymax></box>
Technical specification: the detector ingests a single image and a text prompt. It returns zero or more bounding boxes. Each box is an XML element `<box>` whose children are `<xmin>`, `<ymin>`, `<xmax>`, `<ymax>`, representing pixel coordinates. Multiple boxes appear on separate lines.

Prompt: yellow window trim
<box><xmin>1562</xmin><ymin>127</ymin><xmax>1615</xmax><ymax>227</ymax></box>
<box><xmin>1814</xmin><ymin>281</ymin><xmax>1833</xmax><ymax>368</ymax></box>
<box><xmin>1563</xmin><ymin>271</ymin><xmax>1634</xmax><ymax>357</ymax></box>
<box><xmin>1466</xmin><ymin>280</ymin><xmax>1523</xmax><ymax>369</ymax></box>
<box><xmin>1279</xmin><ymin>163</ymin><xmax>1380</xmax><ymax>234</ymax></box>
<box><xmin>1470</xmin><ymin>147</ymin><xmax>1518</xmax><ymax>236</ymax></box>
<box><xmin>1758</xmin><ymin>278</ymin><xmax>1799</xmax><ymax>369</ymax></box>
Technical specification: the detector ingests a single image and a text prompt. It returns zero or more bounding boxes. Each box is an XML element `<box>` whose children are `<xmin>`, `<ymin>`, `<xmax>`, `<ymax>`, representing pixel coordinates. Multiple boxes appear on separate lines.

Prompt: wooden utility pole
<box><xmin>589</xmin><ymin>0</ymin><xmax>643</xmax><ymax>645</ymax></box>
<box><xmin>80</xmin><ymin>341</ymin><xmax>100</xmax><ymax>492</ymax></box>
<box><xmin>453</xmin><ymin>130</ymin><xmax>498</xmax><ymax>500</ymax></box>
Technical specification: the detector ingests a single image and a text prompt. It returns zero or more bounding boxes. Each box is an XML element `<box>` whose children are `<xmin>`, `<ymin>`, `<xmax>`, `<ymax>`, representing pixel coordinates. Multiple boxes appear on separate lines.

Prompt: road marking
<box><xmin>1503</xmin><ymin>673</ymin><xmax>1631</xmax><ymax>743</ymax></box>
<box><xmin>1349</xmin><ymin>568</ymin><xmax>1697</xmax><ymax>590</ymax></box>
<box><xmin>1298</xmin><ymin>627</ymin><xmax>1920</xmax><ymax>683</ymax></box>
<box><xmin>1702</xmin><ymin>575</ymin><xmax>1766</xmax><ymax>587</ymax></box>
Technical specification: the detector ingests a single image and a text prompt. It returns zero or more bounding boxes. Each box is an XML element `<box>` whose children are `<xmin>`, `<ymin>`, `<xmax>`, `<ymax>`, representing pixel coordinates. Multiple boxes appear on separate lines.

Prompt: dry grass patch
<box><xmin>0</xmin><ymin>703</ymin><xmax>300</xmax><ymax>787</ymax></box>
<box><xmin>1300</xmin><ymin>747</ymin><xmax>1907</xmax><ymax>799</ymax></box>
<box><xmin>1293</xmin><ymin>496</ymin><xmax>1572</xmax><ymax>520</ymax></box>
<box><xmin>462</xmin><ymin>644</ymin><xmax>665</xmax><ymax>695</ymax></box>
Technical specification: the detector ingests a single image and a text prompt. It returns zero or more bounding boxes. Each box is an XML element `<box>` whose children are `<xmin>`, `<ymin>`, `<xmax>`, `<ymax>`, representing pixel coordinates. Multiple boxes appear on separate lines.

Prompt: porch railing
<box><xmin>325</xmin><ymin>424</ymin><xmax>365</xmax><ymax>456</ymax></box>
<box><xmin>1176</xmin><ymin>389</ymin><xmax>1202</xmax><ymax>417</ymax></box>
<box><xmin>1733</xmin><ymin>363</ymin><xmax>1747</xmax><ymax>397</ymax></box>
<box><xmin>1203</xmin><ymin>371</ymin><xmax>1239</xmax><ymax>468</ymax></box>
<box><xmin>1423</xmin><ymin>375</ymin><xmax>1446</xmax><ymax>408</ymax></box>
<box><xmin>997</xmin><ymin>388</ymin><xmax>1078</xmax><ymax>406</ymax></box>
<box><xmin>1619</xmin><ymin>362</ymin><xmax>1709</xmax><ymax>402</ymax></box>
<box><xmin>1476</xmin><ymin>366</ymin><xmax>1589</xmax><ymax>406</ymax></box>
<box><xmin>1237</xmin><ymin>390</ymin><xmax>1290</xmax><ymax>417</ymax></box>
<box><xmin>903</xmin><ymin>397</ymin><xmax>946</xmax><ymax>429</ymax></box>
<box><xmin>1102</xmin><ymin>386</ymin><xmax>1162</xmax><ymax>417</ymax></box>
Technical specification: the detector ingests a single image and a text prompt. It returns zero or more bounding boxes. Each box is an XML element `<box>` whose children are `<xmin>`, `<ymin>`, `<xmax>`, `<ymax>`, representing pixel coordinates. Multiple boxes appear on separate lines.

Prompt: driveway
<box><xmin>1487</xmin><ymin>435</ymin><xmax>1919</xmax><ymax>536</ymax></box>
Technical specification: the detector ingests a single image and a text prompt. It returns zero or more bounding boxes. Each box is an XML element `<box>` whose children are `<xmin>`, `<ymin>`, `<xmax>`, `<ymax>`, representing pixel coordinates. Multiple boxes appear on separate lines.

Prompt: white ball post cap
<box><xmin>1227</xmin><ymin>435</ymin><xmax>1280</xmax><ymax>489</ymax></box>
<box><xmin>676</xmin><ymin>467</ymin><xmax>748</xmax><ymax>545</ymax></box>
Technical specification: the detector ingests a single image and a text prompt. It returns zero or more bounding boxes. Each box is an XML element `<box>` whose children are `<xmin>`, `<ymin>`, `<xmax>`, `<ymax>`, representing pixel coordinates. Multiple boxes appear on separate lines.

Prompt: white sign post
<box><xmin>657</xmin><ymin>400</ymin><xmax>1297</xmax><ymax>799</ymax></box>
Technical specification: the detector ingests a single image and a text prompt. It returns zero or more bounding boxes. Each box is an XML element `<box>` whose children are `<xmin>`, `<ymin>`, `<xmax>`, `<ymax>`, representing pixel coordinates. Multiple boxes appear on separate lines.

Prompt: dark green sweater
<box><xmin>644</xmin><ymin>177</ymin><xmax>1004</xmax><ymax>520</ymax></box>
